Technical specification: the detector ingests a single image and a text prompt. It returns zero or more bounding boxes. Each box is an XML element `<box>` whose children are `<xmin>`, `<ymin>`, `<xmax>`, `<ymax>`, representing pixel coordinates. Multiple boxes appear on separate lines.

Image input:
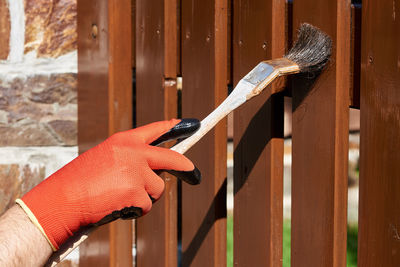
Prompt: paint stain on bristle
<box><xmin>285</xmin><ymin>23</ymin><xmax>332</xmax><ymax>73</ymax></box>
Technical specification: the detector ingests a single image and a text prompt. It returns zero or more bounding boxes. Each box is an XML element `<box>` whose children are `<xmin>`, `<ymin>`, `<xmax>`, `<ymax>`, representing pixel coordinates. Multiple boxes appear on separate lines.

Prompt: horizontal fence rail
<box><xmin>76</xmin><ymin>0</ymin><xmax>400</xmax><ymax>266</ymax></box>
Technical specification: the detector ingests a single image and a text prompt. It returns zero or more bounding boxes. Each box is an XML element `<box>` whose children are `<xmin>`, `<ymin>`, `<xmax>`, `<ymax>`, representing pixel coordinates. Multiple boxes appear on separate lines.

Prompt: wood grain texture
<box><xmin>181</xmin><ymin>0</ymin><xmax>228</xmax><ymax>266</ymax></box>
<box><xmin>358</xmin><ymin>0</ymin><xmax>400</xmax><ymax>265</ymax></box>
<box><xmin>233</xmin><ymin>0</ymin><xmax>285</xmax><ymax>266</ymax></box>
<box><xmin>290</xmin><ymin>1</ymin><xmax>350</xmax><ymax>266</ymax></box>
<box><xmin>78</xmin><ymin>0</ymin><xmax>133</xmax><ymax>266</ymax></box>
<box><xmin>135</xmin><ymin>0</ymin><xmax>179</xmax><ymax>266</ymax></box>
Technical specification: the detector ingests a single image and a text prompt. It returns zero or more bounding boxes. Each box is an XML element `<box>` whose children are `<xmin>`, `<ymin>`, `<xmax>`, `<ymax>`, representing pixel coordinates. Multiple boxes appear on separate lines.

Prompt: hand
<box><xmin>16</xmin><ymin>119</ymin><xmax>200</xmax><ymax>251</ymax></box>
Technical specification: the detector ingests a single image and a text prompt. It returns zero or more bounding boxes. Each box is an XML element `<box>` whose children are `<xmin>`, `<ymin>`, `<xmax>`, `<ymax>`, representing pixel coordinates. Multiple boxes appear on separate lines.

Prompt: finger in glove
<box><xmin>151</xmin><ymin>118</ymin><xmax>201</xmax><ymax>185</ymax></box>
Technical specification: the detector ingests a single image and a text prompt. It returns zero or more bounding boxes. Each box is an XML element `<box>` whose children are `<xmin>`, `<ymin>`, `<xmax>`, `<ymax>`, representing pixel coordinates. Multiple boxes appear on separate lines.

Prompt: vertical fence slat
<box><xmin>136</xmin><ymin>0</ymin><xmax>178</xmax><ymax>266</ymax></box>
<box><xmin>181</xmin><ymin>0</ymin><xmax>228</xmax><ymax>266</ymax></box>
<box><xmin>290</xmin><ymin>1</ymin><xmax>350</xmax><ymax>266</ymax></box>
<box><xmin>232</xmin><ymin>0</ymin><xmax>285</xmax><ymax>266</ymax></box>
<box><xmin>358</xmin><ymin>0</ymin><xmax>400</xmax><ymax>265</ymax></box>
<box><xmin>78</xmin><ymin>0</ymin><xmax>133</xmax><ymax>266</ymax></box>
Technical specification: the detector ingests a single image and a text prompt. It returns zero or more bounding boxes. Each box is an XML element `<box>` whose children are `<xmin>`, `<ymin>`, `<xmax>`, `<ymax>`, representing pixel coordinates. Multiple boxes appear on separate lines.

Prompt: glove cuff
<box><xmin>16</xmin><ymin>199</ymin><xmax>57</xmax><ymax>251</ymax></box>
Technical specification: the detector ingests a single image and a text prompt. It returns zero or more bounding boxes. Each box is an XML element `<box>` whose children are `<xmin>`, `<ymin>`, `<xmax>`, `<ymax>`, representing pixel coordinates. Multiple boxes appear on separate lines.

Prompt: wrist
<box><xmin>0</xmin><ymin>204</ymin><xmax>53</xmax><ymax>266</ymax></box>
<box><xmin>15</xmin><ymin>199</ymin><xmax>57</xmax><ymax>251</ymax></box>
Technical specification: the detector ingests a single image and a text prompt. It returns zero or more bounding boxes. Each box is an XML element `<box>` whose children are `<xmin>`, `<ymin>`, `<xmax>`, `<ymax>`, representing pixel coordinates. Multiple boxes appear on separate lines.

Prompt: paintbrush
<box><xmin>171</xmin><ymin>23</ymin><xmax>332</xmax><ymax>155</ymax></box>
<box><xmin>47</xmin><ymin>23</ymin><xmax>331</xmax><ymax>266</ymax></box>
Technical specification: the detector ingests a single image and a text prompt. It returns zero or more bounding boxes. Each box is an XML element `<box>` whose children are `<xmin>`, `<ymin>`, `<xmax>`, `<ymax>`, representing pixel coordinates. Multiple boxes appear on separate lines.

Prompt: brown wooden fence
<box><xmin>77</xmin><ymin>0</ymin><xmax>400</xmax><ymax>266</ymax></box>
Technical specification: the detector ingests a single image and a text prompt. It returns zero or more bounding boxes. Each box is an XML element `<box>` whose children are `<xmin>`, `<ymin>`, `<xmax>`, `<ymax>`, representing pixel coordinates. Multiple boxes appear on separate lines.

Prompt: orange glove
<box><xmin>16</xmin><ymin>119</ymin><xmax>200</xmax><ymax>251</ymax></box>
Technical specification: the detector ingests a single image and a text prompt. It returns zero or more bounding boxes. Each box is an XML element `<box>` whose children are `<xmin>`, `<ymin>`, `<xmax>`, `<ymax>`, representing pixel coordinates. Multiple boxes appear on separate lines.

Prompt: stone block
<box><xmin>0</xmin><ymin>124</ymin><xmax>61</xmax><ymax>146</ymax></box>
<box><xmin>48</xmin><ymin>120</ymin><xmax>77</xmax><ymax>146</ymax></box>
<box><xmin>0</xmin><ymin>164</ymin><xmax>45</xmax><ymax>215</ymax></box>
<box><xmin>0</xmin><ymin>0</ymin><xmax>10</xmax><ymax>60</ymax></box>
<box><xmin>24</xmin><ymin>0</ymin><xmax>77</xmax><ymax>58</ymax></box>
<box><xmin>27</xmin><ymin>74</ymin><xmax>77</xmax><ymax>105</ymax></box>
<box><xmin>0</xmin><ymin>73</ymin><xmax>77</xmax><ymax>146</ymax></box>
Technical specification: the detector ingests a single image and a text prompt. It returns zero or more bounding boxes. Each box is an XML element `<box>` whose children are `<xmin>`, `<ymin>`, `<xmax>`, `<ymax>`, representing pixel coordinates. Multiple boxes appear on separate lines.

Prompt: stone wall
<box><xmin>0</xmin><ymin>0</ymin><xmax>79</xmax><ymax>264</ymax></box>
<box><xmin>0</xmin><ymin>0</ymin><xmax>78</xmax><ymax>222</ymax></box>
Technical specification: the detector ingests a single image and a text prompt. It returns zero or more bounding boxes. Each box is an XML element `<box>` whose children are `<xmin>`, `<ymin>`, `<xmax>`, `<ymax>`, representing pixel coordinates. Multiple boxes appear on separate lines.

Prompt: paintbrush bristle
<box><xmin>285</xmin><ymin>23</ymin><xmax>332</xmax><ymax>73</ymax></box>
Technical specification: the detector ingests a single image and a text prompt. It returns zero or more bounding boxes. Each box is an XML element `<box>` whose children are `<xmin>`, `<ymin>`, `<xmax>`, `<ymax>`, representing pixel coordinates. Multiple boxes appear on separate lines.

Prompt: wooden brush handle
<box><xmin>174</xmin><ymin>59</ymin><xmax>296</xmax><ymax>154</ymax></box>
<box><xmin>171</xmin><ymin>79</ymin><xmax>256</xmax><ymax>154</ymax></box>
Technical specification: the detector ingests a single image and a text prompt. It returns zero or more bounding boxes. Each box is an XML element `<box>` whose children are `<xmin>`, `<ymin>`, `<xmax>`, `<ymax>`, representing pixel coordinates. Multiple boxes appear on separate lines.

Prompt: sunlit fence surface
<box><xmin>77</xmin><ymin>0</ymin><xmax>400</xmax><ymax>266</ymax></box>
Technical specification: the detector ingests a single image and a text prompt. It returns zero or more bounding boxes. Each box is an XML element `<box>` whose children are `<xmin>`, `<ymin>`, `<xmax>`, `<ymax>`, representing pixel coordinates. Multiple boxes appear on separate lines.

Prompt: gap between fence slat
<box><xmin>349</xmin><ymin>3</ymin><xmax>361</xmax><ymax>109</ymax></box>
